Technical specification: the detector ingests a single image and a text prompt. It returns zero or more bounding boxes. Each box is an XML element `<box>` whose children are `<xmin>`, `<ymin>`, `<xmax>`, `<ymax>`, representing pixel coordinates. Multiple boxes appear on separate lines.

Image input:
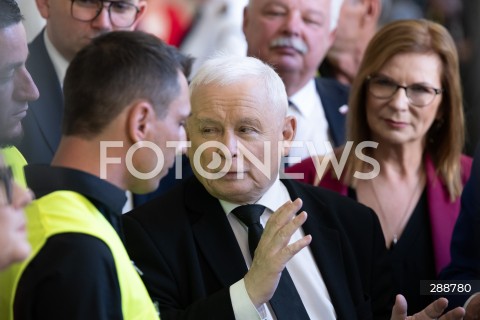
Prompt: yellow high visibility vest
<box><xmin>1</xmin><ymin>147</ymin><xmax>27</xmax><ymax>188</ymax></box>
<box><xmin>0</xmin><ymin>191</ymin><xmax>159</xmax><ymax>320</ymax></box>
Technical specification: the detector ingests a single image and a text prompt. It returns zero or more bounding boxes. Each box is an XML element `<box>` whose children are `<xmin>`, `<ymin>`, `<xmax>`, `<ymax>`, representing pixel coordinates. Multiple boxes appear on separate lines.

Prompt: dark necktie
<box><xmin>232</xmin><ymin>205</ymin><xmax>310</xmax><ymax>320</ymax></box>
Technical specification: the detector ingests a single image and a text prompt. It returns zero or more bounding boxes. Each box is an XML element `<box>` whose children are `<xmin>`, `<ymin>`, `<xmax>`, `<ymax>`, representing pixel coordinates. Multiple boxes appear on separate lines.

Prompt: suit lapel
<box><xmin>283</xmin><ymin>179</ymin><xmax>358</xmax><ymax>319</ymax></box>
<box><xmin>186</xmin><ymin>177</ymin><xmax>248</xmax><ymax>287</ymax></box>
<box><xmin>27</xmin><ymin>30</ymin><xmax>64</xmax><ymax>154</ymax></box>
<box><xmin>315</xmin><ymin>78</ymin><xmax>347</xmax><ymax>146</ymax></box>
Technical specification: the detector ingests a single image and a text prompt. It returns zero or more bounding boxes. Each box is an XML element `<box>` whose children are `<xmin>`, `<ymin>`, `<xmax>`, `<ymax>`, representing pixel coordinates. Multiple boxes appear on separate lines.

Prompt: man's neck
<box><xmin>278</xmin><ymin>70</ymin><xmax>315</xmax><ymax>97</ymax></box>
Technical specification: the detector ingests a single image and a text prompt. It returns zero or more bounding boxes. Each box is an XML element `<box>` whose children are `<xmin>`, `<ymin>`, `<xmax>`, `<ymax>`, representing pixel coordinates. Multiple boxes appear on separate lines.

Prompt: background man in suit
<box><xmin>123</xmin><ymin>55</ymin><xmax>464</xmax><ymax>320</ymax></box>
<box><xmin>18</xmin><ymin>0</ymin><xmax>146</xmax><ymax>164</ymax></box>
<box><xmin>0</xmin><ymin>0</ymin><xmax>39</xmax><ymax>185</ymax></box>
<box><xmin>243</xmin><ymin>0</ymin><xmax>348</xmax><ymax>161</ymax></box>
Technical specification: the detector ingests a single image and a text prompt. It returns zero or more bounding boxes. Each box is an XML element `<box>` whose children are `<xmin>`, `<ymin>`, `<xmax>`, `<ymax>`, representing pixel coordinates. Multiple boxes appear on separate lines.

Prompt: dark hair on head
<box><xmin>0</xmin><ymin>0</ymin><xmax>23</xmax><ymax>28</ymax></box>
<box><xmin>62</xmin><ymin>30</ymin><xmax>193</xmax><ymax>137</ymax></box>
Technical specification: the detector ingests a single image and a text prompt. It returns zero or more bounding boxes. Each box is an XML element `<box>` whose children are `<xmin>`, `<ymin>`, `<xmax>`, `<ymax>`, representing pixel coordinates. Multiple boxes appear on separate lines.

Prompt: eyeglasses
<box><xmin>71</xmin><ymin>0</ymin><xmax>140</xmax><ymax>28</ymax></box>
<box><xmin>0</xmin><ymin>166</ymin><xmax>13</xmax><ymax>205</ymax></box>
<box><xmin>367</xmin><ymin>75</ymin><xmax>443</xmax><ymax>107</ymax></box>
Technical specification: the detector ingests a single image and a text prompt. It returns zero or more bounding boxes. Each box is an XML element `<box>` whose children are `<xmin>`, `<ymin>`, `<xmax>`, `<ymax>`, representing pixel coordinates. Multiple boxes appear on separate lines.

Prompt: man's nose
<box><xmin>220</xmin><ymin>131</ymin><xmax>238</xmax><ymax>159</ymax></box>
<box><xmin>91</xmin><ymin>3</ymin><xmax>113</xmax><ymax>30</ymax></box>
<box><xmin>282</xmin><ymin>11</ymin><xmax>301</xmax><ymax>36</ymax></box>
<box><xmin>14</xmin><ymin>67</ymin><xmax>39</xmax><ymax>102</ymax></box>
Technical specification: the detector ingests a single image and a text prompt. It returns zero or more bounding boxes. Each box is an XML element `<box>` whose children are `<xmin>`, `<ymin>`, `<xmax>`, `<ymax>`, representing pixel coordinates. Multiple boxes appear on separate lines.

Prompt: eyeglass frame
<box><xmin>366</xmin><ymin>75</ymin><xmax>443</xmax><ymax>107</ymax></box>
<box><xmin>70</xmin><ymin>0</ymin><xmax>141</xmax><ymax>28</ymax></box>
<box><xmin>0</xmin><ymin>166</ymin><xmax>13</xmax><ymax>205</ymax></box>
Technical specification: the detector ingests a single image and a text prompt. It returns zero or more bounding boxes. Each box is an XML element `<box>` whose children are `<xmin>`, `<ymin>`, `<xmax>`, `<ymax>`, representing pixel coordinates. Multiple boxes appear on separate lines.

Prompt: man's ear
<box><xmin>35</xmin><ymin>0</ymin><xmax>50</xmax><ymax>19</ymax></box>
<box><xmin>242</xmin><ymin>6</ymin><xmax>249</xmax><ymax>35</ymax></box>
<box><xmin>362</xmin><ymin>0</ymin><xmax>381</xmax><ymax>27</ymax></box>
<box><xmin>132</xmin><ymin>0</ymin><xmax>147</xmax><ymax>28</ymax></box>
<box><xmin>184</xmin><ymin>119</ymin><xmax>192</xmax><ymax>159</ymax></box>
<box><xmin>281</xmin><ymin>115</ymin><xmax>297</xmax><ymax>157</ymax></box>
<box><xmin>127</xmin><ymin>101</ymin><xmax>156</xmax><ymax>144</ymax></box>
<box><xmin>327</xmin><ymin>28</ymin><xmax>337</xmax><ymax>50</ymax></box>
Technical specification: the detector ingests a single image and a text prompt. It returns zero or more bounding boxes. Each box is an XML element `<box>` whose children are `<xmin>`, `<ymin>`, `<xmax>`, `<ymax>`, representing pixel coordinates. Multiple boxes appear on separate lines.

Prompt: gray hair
<box><xmin>190</xmin><ymin>55</ymin><xmax>288</xmax><ymax>117</ymax></box>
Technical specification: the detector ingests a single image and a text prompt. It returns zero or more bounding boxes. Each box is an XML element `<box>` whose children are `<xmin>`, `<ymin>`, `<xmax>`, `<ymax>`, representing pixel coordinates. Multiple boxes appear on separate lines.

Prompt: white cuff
<box><xmin>230</xmin><ymin>279</ymin><xmax>266</xmax><ymax>320</ymax></box>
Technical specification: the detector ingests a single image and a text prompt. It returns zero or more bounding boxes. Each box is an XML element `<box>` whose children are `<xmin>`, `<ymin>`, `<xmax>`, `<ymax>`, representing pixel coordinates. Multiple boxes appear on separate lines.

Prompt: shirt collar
<box><xmin>288</xmin><ymin>79</ymin><xmax>318</xmax><ymax>117</ymax></box>
<box><xmin>25</xmin><ymin>164</ymin><xmax>127</xmax><ymax>216</ymax></box>
<box><xmin>43</xmin><ymin>30</ymin><xmax>69</xmax><ymax>86</ymax></box>
<box><xmin>219</xmin><ymin>177</ymin><xmax>290</xmax><ymax>216</ymax></box>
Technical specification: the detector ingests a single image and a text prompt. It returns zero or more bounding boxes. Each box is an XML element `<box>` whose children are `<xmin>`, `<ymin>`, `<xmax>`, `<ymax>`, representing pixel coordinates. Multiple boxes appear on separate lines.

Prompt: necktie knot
<box><xmin>231</xmin><ymin>204</ymin><xmax>265</xmax><ymax>228</ymax></box>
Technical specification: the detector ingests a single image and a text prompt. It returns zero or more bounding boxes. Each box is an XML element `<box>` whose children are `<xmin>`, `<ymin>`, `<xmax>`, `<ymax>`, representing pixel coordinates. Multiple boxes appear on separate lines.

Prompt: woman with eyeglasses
<box><xmin>286</xmin><ymin>19</ymin><xmax>472</xmax><ymax>313</ymax></box>
<box><xmin>0</xmin><ymin>154</ymin><xmax>33</xmax><ymax>270</ymax></box>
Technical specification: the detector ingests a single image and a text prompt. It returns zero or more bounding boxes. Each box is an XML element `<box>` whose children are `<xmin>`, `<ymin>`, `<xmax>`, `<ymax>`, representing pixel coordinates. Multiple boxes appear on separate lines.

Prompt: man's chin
<box><xmin>0</xmin><ymin>130</ymin><xmax>23</xmax><ymax>149</ymax></box>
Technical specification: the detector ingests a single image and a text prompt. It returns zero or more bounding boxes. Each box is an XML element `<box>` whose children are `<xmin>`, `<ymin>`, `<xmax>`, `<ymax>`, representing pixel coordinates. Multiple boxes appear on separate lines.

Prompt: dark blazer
<box><xmin>18</xmin><ymin>30</ymin><xmax>63</xmax><ymax>164</ymax></box>
<box><xmin>440</xmin><ymin>145</ymin><xmax>480</xmax><ymax>307</ymax></box>
<box><xmin>315</xmin><ymin>77</ymin><xmax>349</xmax><ymax>147</ymax></box>
<box><xmin>123</xmin><ymin>176</ymin><xmax>393</xmax><ymax>320</ymax></box>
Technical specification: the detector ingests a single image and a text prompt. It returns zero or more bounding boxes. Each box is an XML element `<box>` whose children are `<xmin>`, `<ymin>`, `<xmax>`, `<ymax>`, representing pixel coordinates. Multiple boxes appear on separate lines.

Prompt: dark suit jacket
<box><xmin>440</xmin><ymin>145</ymin><xmax>480</xmax><ymax>307</ymax></box>
<box><xmin>18</xmin><ymin>30</ymin><xmax>63</xmax><ymax>164</ymax></box>
<box><xmin>315</xmin><ymin>77</ymin><xmax>349</xmax><ymax>147</ymax></box>
<box><xmin>123</xmin><ymin>176</ymin><xmax>393</xmax><ymax>320</ymax></box>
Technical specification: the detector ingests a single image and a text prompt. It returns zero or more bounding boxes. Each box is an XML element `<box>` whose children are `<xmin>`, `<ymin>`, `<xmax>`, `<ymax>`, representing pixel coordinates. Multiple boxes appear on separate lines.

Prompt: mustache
<box><xmin>269</xmin><ymin>36</ymin><xmax>308</xmax><ymax>54</ymax></box>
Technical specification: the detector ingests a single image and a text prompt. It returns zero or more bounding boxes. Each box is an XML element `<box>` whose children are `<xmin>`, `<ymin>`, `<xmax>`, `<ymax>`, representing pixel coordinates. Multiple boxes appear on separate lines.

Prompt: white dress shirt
<box><xmin>221</xmin><ymin>178</ymin><xmax>336</xmax><ymax>320</ymax></box>
<box><xmin>287</xmin><ymin>79</ymin><xmax>331</xmax><ymax>162</ymax></box>
<box><xmin>43</xmin><ymin>31</ymin><xmax>69</xmax><ymax>86</ymax></box>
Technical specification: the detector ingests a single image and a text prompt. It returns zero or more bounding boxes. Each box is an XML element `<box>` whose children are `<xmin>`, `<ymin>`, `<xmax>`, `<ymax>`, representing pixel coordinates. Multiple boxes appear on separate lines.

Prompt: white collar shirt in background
<box><xmin>287</xmin><ymin>79</ymin><xmax>331</xmax><ymax>162</ymax></box>
<box><xmin>43</xmin><ymin>31</ymin><xmax>69</xmax><ymax>86</ymax></box>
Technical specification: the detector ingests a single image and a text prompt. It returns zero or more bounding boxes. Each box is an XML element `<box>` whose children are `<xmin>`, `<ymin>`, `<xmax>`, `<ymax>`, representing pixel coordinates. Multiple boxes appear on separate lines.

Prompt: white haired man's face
<box><xmin>187</xmin><ymin>79</ymin><xmax>295</xmax><ymax>204</ymax></box>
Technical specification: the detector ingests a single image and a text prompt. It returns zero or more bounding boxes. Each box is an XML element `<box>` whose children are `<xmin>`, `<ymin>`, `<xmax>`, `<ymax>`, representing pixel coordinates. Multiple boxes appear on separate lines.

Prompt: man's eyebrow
<box><xmin>238</xmin><ymin>117</ymin><xmax>262</xmax><ymax>127</ymax></box>
<box><xmin>194</xmin><ymin>118</ymin><xmax>222</xmax><ymax>125</ymax></box>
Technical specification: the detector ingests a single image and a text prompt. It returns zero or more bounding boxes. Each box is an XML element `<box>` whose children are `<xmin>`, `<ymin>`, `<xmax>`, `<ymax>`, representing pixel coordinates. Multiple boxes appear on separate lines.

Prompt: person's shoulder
<box><xmin>460</xmin><ymin>153</ymin><xmax>474</xmax><ymax>183</ymax></box>
<box><xmin>461</xmin><ymin>153</ymin><xmax>473</xmax><ymax>168</ymax></box>
<box><xmin>314</xmin><ymin>76</ymin><xmax>350</xmax><ymax>93</ymax></box>
<box><xmin>285</xmin><ymin>178</ymin><xmax>369</xmax><ymax>213</ymax></box>
<box><xmin>29</xmin><ymin>233</ymin><xmax>116</xmax><ymax>275</ymax></box>
<box><xmin>285</xmin><ymin>179</ymin><xmax>379</xmax><ymax>233</ymax></box>
<box><xmin>124</xmin><ymin>176</ymin><xmax>193</xmax><ymax>225</ymax></box>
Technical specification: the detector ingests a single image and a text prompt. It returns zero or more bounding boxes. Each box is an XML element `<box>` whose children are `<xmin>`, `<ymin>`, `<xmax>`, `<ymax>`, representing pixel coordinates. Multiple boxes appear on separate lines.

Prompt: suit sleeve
<box><xmin>440</xmin><ymin>147</ymin><xmax>480</xmax><ymax>308</ymax></box>
<box><xmin>123</xmin><ymin>214</ymin><xmax>237</xmax><ymax>320</ymax></box>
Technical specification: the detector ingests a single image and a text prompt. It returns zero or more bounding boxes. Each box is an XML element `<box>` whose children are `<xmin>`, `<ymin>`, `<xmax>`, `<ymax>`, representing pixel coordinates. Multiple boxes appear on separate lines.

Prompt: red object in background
<box><xmin>165</xmin><ymin>5</ymin><xmax>191</xmax><ymax>47</ymax></box>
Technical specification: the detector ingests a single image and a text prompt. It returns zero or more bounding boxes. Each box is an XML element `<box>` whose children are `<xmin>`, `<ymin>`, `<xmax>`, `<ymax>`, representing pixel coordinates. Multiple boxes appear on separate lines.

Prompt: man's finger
<box><xmin>391</xmin><ymin>294</ymin><xmax>408</xmax><ymax>320</ymax></box>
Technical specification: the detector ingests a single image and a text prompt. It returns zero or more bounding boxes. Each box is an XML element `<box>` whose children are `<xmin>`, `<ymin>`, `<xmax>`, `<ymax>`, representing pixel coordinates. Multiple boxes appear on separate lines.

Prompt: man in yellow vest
<box><xmin>0</xmin><ymin>0</ymin><xmax>39</xmax><ymax>187</ymax></box>
<box><xmin>0</xmin><ymin>30</ymin><xmax>192</xmax><ymax>319</ymax></box>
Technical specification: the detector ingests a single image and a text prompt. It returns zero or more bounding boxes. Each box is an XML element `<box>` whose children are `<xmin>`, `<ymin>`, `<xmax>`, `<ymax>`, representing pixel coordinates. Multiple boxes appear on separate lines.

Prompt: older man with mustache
<box><xmin>243</xmin><ymin>0</ymin><xmax>348</xmax><ymax>162</ymax></box>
